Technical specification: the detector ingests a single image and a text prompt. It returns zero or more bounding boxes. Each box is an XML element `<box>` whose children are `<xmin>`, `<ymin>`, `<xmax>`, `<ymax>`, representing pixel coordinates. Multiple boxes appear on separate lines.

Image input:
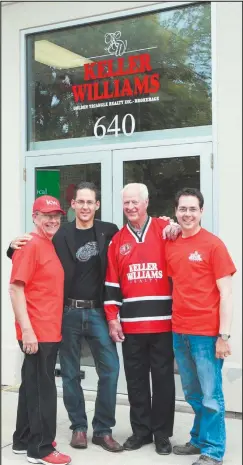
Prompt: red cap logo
<box><xmin>32</xmin><ymin>195</ymin><xmax>65</xmax><ymax>215</ymax></box>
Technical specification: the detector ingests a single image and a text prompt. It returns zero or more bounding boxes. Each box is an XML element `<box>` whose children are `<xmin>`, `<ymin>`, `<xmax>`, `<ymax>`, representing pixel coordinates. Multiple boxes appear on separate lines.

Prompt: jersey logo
<box><xmin>189</xmin><ymin>251</ymin><xmax>202</xmax><ymax>262</ymax></box>
<box><xmin>127</xmin><ymin>262</ymin><xmax>163</xmax><ymax>281</ymax></box>
<box><xmin>120</xmin><ymin>243</ymin><xmax>132</xmax><ymax>255</ymax></box>
<box><xmin>76</xmin><ymin>241</ymin><xmax>99</xmax><ymax>262</ymax></box>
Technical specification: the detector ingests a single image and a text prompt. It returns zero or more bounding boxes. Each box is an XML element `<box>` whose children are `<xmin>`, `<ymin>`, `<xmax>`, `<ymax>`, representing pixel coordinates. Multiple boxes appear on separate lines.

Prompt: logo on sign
<box><xmin>104</xmin><ymin>31</ymin><xmax>127</xmax><ymax>57</ymax></box>
<box><xmin>120</xmin><ymin>243</ymin><xmax>132</xmax><ymax>255</ymax></box>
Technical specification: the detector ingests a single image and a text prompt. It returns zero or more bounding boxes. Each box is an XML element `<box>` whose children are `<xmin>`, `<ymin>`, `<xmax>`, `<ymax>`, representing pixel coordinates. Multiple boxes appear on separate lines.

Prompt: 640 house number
<box><xmin>94</xmin><ymin>114</ymin><xmax>135</xmax><ymax>139</ymax></box>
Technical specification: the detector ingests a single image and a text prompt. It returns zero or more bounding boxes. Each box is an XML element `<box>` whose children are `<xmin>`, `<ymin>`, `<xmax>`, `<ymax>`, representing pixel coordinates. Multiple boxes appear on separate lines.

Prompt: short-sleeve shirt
<box><xmin>68</xmin><ymin>226</ymin><xmax>102</xmax><ymax>301</ymax></box>
<box><xmin>165</xmin><ymin>228</ymin><xmax>236</xmax><ymax>336</ymax></box>
<box><xmin>10</xmin><ymin>233</ymin><xmax>64</xmax><ymax>342</ymax></box>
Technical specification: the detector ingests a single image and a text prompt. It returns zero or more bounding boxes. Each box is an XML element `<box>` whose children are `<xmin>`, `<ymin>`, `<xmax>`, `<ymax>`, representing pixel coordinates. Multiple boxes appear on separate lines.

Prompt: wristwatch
<box><xmin>218</xmin><ymin>334</ymin><xmax>231</xmax><ymax>341</ymax></box>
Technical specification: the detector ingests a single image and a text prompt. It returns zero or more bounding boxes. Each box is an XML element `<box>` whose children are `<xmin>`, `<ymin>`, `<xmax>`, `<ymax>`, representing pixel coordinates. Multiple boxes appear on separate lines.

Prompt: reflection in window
<box><xmin>27</xmin><ymin>3</ymin><xmax>211</xmax><ymax>148</ymax></box>
<box><xmin>123</xmin><ymin>156</ymin><xmax>200</xmax><ymax>220</ymax></box>
<box><xmin>35</xmin><ymin>164</ymin><xmax>101</xmax><ymax>225</ymax></box>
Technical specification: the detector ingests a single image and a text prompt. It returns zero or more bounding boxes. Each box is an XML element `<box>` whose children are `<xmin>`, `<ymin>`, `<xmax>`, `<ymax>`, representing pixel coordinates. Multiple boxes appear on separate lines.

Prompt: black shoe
<box><xmin>123</xmin><ymin>434</ymin><xmax>153</xmax><ymax>451</ymax></box>
<box><xmin>173</xmin><ymin>441</ymin><xmax>201</xmax><ymax>455</ymax></box>
<box><xmin>154</xmin><ymin>437</ymin><xmax>172</xmax><ymax>455</ymax></box>
<box><xmin>92</xmin><ymin>435</ymin><xmax>124</xmax><ymax>452</ymax></box>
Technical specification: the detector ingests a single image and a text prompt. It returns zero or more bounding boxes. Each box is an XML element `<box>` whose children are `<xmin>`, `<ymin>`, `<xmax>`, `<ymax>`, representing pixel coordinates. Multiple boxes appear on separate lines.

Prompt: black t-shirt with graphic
<box><xmin>68</xmin><ymin>227</ymin><xmax>102</xmax><ymax>302</ymax></box>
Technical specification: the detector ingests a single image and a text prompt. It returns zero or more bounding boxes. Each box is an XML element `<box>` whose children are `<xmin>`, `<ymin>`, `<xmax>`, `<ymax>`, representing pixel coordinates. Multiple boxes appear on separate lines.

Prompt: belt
<box><xmin>67</xmin><ymin>298</ymin><xmax>101</xmax><ymax>309</ymax></box>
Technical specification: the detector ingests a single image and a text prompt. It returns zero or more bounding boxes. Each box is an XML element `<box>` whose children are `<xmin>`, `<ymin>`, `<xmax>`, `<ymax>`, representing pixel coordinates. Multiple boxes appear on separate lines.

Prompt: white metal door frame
<box><xmin>24</xmin><ymin>141</ymin><xmax>213</xmax><ymax>397</ymax></box>
<box><xmin>26</xmin><ymin>150</ymin><xmax>114</xmax><ymax>390</ymax></box>
<box><xmin>25</xmin><ymin>150</ymin><xmax>113</xmax><ymax>231</ymax></box>
<box><xmin>111</xmin><ymin>141</ymin><xmax>213</xmax><ymax>398</ymax></box>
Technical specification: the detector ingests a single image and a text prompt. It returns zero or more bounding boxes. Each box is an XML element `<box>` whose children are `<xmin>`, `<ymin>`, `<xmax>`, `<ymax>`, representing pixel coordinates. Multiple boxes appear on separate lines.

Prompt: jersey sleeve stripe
<box><xmin>120</xmin><ymin>315</ymin><xmax>172</xmax><ymax>322</ymax></box>
<box><xmin>104</xmin><ymin>300</ymin><xmax>122</xmax><ymax>306</ymax></box>
<box><xmin>105</xmin><ymin>281</ymin><xmax>120</xmax><ymax>288</ymax></box>
<box><xmin>123</xmin><ymin>296</ymin><xmax>172</xmax><ymax>302</ymax></box>
<box><xmin>104</xmin><ymin>284</ymin><xmax>123</xmax><ymax>304</ymax></box>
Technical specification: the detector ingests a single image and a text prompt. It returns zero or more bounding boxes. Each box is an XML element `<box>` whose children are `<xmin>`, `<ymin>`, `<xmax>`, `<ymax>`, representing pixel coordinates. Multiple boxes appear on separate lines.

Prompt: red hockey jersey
<box><xmin>104</xmin><ymin>217</ymin><xmax>172</xmax><ymax>334</ymax></box>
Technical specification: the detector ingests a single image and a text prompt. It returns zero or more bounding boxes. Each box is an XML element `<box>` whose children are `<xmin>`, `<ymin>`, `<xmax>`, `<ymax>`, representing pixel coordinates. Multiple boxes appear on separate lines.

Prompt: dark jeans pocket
<box><xmin>63</xmin><ymin>305</ymin><xmax>72</xmax><ymax>316</ymax></box>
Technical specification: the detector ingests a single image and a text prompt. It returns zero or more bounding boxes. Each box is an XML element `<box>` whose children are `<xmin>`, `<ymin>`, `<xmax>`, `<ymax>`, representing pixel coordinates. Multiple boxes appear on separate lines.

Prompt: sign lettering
<box><xmin>72</xmin><ymin>53</ymin><xmax>159</xmax><ymax>103</ymax></box>
<box><xmin>71</xmin><ymin>32</ymin><xmax>160</xmax><ymax>139</ymax></box>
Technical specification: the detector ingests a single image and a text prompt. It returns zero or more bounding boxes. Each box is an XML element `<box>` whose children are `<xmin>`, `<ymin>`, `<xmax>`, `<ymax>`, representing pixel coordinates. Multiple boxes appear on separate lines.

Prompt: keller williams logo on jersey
<box><xmin>71</xmin><ymin>32</ymin><xmax>160</xmax><ymax>103</ymax></box>
<box><xmin>127</xmin><ymin>263</ymin><xmax>163</xmax><ymax>281</ymax></box>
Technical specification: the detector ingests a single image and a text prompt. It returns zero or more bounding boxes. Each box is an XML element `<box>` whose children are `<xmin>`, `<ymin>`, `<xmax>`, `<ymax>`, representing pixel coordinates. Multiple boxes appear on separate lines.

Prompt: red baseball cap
<box><xmin>32</xmin><ymin>195</ymin><xmax>65</xmax><ymax>215</ymax></box>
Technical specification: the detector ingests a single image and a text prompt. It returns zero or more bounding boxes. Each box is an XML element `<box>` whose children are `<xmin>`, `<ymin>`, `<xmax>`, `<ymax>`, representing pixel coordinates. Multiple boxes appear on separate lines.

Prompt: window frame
<box><xmin>20</xmin><ymin>0</ymin><xmax>218</xmax><ymax>236</ymax></box>
<box><xmin>22</xmin><ymin>1</ymin><xmax>211</xmax><ymax>152</ymax></box>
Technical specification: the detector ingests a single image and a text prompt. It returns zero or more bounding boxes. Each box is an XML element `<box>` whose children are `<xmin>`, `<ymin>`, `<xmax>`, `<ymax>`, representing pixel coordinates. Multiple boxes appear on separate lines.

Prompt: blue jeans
<box><xmin>173</xmin><ymin>333</ymin><xmax>225</xmax><ymax>462</ymax></box>
<box><xmin>59</xmin><ymin>306</ymin><xmax>119</xmax><ymax>436</ymax></box>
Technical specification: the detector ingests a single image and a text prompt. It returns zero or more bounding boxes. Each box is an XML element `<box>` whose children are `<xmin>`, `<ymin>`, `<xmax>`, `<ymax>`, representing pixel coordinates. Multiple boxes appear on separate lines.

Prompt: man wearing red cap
<box><xmin>9</xmin><ymin>196</ymin><xmax>71</xmax><ymax>465</ymax></box>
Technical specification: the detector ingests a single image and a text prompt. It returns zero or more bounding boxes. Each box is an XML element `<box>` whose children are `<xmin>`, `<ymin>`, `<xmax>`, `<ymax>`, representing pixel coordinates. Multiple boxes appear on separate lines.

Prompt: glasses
<box><xmin>37</xmin><ymin>213</ymin><xmax>62</xmax><ymax>220</ymax></box>
<box><xmin>74</xmin><ymin>200</ymin><xmax>96</xmax><ymax>207</ymax></box>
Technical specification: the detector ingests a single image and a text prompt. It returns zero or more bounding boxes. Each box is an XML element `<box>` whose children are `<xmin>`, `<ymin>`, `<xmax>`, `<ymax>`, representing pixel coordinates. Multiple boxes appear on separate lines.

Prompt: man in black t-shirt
<box><xmin>7</xmin><ymin>182</ymin><xmax>123</xmax><ymax>453</ymax></box>
<box><xmin>69</xmin><ymin>227</ymin><xmax>102</xmax><ymax>303</ymax></box>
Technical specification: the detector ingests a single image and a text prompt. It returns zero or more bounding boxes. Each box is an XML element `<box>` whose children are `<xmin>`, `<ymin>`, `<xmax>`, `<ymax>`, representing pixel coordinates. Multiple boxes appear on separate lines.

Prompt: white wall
<box><xmin>212</xmin><ymin>1</ymin><xmax>242</xmax><ymax>412</ymax></box>
<box><xmin>2</xmin><ymin>1</ymin><xmax>242</xmax><ymax>411</ymax></box>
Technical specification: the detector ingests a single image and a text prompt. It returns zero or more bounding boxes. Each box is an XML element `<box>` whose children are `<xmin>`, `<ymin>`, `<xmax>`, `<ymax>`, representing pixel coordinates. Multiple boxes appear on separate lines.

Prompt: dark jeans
<box><xmin>173</xmin><ymin>333</ymin><xmax>225</xmax><ymax>462</ymax></box>
<box><xmin>59</xmin><ymin>306</ymin><xmax>119</xmax><ymax>436</ymax></box>
<box><xmin>13</xmin><ymin>342</ymin><xmax>59</xmax><ymax>458</ymax></box>
<box><xmin>122</xmin><ymin>332</ymin><xmax>175</xmax><ymax>439</ymax></box>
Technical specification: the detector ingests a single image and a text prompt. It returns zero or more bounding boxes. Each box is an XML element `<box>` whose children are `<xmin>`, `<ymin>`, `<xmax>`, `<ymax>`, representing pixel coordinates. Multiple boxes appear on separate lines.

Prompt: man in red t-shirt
<box><xmin>9</xmin><ymin>195</ymin><xmax>71</xmax><ymax>465</ymax></box>
<box><xmin>165</xmin><ymin>188</ymin><xmax>236</xmax><ymax>465</ymax></box>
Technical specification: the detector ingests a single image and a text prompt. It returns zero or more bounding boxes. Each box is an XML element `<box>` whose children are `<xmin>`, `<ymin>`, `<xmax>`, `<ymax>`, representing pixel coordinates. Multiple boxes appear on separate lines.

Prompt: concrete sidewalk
<box><xmin>1</xmin><ymin>390</ymin><xmax>242</xmax><ymax>465</ymax></box>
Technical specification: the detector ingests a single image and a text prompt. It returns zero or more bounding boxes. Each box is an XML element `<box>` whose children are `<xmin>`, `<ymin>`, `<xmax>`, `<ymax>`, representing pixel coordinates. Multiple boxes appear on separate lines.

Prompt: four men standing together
<box><xmin>8</xmin><ymin>182</ymin><xmax>236</xmax><ymax>465</ymax></box>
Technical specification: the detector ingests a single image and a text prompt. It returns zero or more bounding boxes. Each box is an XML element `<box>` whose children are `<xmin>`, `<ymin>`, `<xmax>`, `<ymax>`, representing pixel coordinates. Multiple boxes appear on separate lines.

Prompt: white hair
<box><xmin>121</xmin><ymin>183</ymin><xmax>149</xmax><ymax>201</ymax></box>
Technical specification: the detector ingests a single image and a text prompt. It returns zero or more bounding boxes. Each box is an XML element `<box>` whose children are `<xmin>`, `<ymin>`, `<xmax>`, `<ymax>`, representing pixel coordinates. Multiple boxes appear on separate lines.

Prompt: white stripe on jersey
<box><xmin>122</xmin><ymin>296</ymin><xmax>172</xmax><ymax>302</ymax></box>
<box><xmin>105</xmin><ymin>281</ymin><xmax>120</xmax><ymax>288</ymax></box>
<box><xmin>103</xmin><ymin>300</ymin><xmax>122</xmax><ymax>306</ymax></box>
<box><xmin>120</xmin><ymin>315</ymin><xmax>172</xmax><ymax>322</ymax></box>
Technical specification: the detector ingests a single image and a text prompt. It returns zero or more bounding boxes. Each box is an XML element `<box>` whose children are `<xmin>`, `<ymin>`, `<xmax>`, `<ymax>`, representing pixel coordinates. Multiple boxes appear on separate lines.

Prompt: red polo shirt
<box><xmin>10</xmin><ymin>233</ymin><xmax>64</xmax><ymax>342</ymax></box>
<box><xmin>165</xmin><ymin>228</ymin><xmax>236</xmax><ymax>336</ymax></box>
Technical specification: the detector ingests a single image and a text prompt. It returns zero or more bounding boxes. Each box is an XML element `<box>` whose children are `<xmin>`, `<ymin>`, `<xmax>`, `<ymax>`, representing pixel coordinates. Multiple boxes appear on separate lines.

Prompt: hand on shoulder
<box><xmin>11</xmin><ymin>233</ymin><xmax>33</xmax><ymax>250</ymax></box>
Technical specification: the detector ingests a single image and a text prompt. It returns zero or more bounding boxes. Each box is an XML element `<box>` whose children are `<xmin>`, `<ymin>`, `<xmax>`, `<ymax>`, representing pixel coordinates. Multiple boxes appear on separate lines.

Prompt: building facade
<box><xmin>2</xmin><ymin>1</ymin><xmax>242</xmax><ymax>412</ymax></box>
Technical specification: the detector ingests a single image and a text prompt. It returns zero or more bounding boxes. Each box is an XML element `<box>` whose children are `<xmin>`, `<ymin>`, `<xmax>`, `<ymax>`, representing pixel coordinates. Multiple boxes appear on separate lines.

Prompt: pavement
<box><xmin>1</xmin><ymin>390</ymin><xmax>242</xmax><ymax>465</ymax></box>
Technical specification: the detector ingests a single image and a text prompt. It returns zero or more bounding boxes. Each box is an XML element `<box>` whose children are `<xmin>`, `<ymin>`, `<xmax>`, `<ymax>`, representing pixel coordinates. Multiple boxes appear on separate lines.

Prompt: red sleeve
<box><xmin>165</xmin><ymin>241</ymin><xmax>173</xmax><ymax>277</ymax></box>
<box><xmin>155</xmin><ymin>217</ymin><xmax>170</xmax><ymax>231</ymax></box>
<box><xmin>104</xmin><ymin>238</ymin><xmax>122</xmax><ymax>321</ymax></box>
<box><xmin>210</xmin><ymin>239</ymin><xmax>236</xmax><ymax>280</ymax></box>
<box><xmin>10</xmin><ymin>241</ymin><xmax>38</xmax><ymax>285</ymax></box>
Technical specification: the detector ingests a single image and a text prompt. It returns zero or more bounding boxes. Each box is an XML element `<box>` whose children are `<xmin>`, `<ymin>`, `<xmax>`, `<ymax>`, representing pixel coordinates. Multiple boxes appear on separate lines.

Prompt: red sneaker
<box><xmin>27</xmin><ymin>451</ymin><xmax>71</xmax><ymax>465</ymax></box>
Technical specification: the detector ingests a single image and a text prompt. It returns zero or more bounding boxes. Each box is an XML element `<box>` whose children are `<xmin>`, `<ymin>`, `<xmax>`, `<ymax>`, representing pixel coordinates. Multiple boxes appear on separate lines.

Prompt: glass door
<box><xmin>25</xmin><ymin>142</ymin><xmax>213</xmax><ymax>399</ymax></box>
<box><xmin>25</xmin><ymin>151</ymin><xmax>113</xmax><ymax>230</ymax></box>
<box><xmin>112</xmin><ymin>142</ymin><xmax>213</xmax><ymax>230</ymax></box>
<box><xmin>112</xmin><ymin>141</ymin><xmax>213</xmax><ymax>399</ymax></box>
<box><xmin>25</xmin><ymin>150</ymin><xmax>112</xmax><ymax>390</ymax></box>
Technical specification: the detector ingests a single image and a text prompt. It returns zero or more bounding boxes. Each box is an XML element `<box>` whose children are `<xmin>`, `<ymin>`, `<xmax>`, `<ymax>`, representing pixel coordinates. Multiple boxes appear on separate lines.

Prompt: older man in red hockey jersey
<box><xmin>104</xmin><ymin>183</ymin><xmax>178</xmax><ymax>456</ymax></box>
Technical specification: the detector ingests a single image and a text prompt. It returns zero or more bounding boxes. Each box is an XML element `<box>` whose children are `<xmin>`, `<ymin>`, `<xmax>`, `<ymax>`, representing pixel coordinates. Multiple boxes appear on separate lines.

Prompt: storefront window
<box><xmin>26</xmin><ymin>2</ymin><xmax>211</xmax><ymax>149</ymax></box>
<box><xmin>124</xmin><ymin>156</ymin><xmax>200</xmax><ymax>220</ymax></box>
<box><xmin>35</xmin><ymin>164</ymin><xmax>101</xmax><ymax>223</ymax></box>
